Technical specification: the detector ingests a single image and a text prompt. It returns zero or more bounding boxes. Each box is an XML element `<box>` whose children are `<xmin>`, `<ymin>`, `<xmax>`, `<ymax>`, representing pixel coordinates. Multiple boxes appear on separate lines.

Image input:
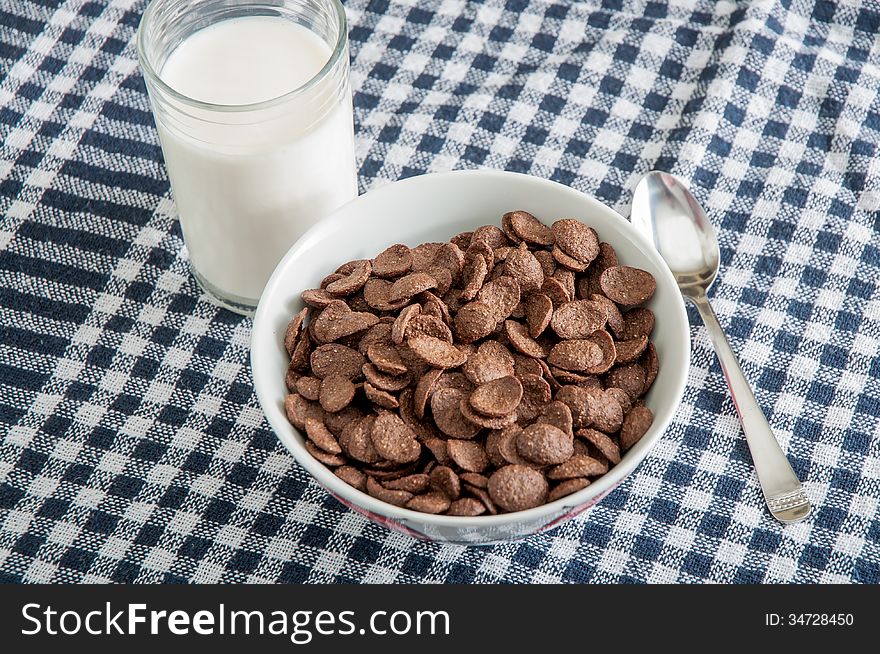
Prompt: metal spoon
<box><xmin>631</xmin><ymin>171</ymin><xmax>812</xmax><ymax>524</ymax></box>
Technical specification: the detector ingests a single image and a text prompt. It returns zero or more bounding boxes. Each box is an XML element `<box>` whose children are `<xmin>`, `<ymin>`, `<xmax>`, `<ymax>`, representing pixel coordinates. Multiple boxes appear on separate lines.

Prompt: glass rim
<box><xmin>136</xmin><ymin>0</ymin><xmax>348</xmax><ymax>114</ymax></box>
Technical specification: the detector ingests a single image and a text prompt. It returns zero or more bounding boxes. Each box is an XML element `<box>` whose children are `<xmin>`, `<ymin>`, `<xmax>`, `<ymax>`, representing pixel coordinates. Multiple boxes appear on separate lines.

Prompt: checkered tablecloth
<box><xmin>1</xmin><ymin>0</ymin><xmax>878</xmax><ymax>584</ymax></box>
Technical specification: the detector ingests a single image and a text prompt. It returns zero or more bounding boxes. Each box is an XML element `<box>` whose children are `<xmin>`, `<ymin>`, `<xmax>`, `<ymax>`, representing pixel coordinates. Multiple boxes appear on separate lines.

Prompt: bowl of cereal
<box><xmin>252</xmin><ymin>170</ymin><xmax>690</xmax><ymax>543</ymax></box>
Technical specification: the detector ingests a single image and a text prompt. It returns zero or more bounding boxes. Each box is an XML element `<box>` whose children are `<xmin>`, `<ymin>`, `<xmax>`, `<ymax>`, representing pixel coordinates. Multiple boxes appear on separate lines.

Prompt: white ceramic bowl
<box><xmin>252</xmin><ymin>170</ymin><xmax>690</xmax><ymax>544</ymax></box>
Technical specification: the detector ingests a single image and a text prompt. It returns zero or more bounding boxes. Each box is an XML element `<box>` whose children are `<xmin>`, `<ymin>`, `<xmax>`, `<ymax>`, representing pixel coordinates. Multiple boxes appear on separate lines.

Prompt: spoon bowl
<box><xmin>631</xmin><ymin>171</ymin><xmax>720</xmax><ymax>296</ymax></box>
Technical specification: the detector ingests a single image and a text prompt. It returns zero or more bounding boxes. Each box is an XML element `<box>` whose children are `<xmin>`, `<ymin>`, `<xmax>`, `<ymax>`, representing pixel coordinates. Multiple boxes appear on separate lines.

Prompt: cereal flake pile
<box><xmin>284</xmin><ymin>211</ymin><xmax>658</xmax><ymax>515</ymax></box>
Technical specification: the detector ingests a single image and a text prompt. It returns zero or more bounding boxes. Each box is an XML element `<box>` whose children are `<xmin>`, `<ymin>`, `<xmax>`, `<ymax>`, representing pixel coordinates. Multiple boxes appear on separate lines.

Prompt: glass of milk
<box><xmin>137</xmin><ymin>0</ymin><xmax>357</xmax><ymax>315</ymax></box>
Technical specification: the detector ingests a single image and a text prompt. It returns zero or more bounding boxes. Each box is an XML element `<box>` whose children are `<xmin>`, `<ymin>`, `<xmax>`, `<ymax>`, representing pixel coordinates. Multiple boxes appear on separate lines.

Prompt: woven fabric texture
<box><xmin>1</xmin><ymin>0</ymin><xmax>879</xmax><ymax>583</ymax></box>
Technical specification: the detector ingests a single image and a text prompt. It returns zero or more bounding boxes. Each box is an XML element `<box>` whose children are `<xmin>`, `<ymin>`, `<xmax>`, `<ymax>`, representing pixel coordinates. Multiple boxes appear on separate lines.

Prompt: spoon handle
<box><xmin>689</xmin><ymin>294</ymin><xmax>812</xmax><ymax>524</ymax></box>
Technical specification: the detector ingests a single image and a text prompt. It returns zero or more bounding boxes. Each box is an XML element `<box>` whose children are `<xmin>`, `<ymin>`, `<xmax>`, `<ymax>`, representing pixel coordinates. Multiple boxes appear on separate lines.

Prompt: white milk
<box><xmin>156</xmin><ymin>16</ymin><xmax>357</xmax><ymax>305</ymax></box>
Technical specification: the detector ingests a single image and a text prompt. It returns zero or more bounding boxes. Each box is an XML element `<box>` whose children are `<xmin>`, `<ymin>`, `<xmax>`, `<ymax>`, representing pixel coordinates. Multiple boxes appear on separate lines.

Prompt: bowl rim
<box><xmin>252</xmin><ymin>169</ymin><xmax>690</xmax><ymax>528</ymax></box>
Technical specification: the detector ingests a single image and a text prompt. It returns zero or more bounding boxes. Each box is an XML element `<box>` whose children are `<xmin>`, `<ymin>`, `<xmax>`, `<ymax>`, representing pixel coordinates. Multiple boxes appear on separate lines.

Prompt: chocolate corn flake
<box><xmin>391</xmin><ymin>304</ymin><xmax>420</xmax><ymax>345</ymax></box>
<box><xmin>389</xmin><ymin>271</ymin><xmax>438</xmax><ymax>303</ymax></box>
<box><xmin>408</xmin><ymin>335</ymin><xmax>468</xmax><ymax>369</ymax></box>
<box><xmin>551</xmin><ymin>244</ymin><xmax>589</xmax><ymax>272</ymax></box>
<box><xmin>366</xmin><ymin>342</ymin><xmax>408</xmax><ymax>376</ymax></box>
<box><xmin>469</xmin><ymin>376</ymin><xmax>523</xmax><ymax>418</ymax></box>
<box><xmin>606</xmin><ymin>362</ymin><xmax>647</xmax><ymax>399</ymax></box>
<box><xmin>548</xmin><ymin>478</ymin><xmax>591</xmax><ymax>503</ymax></box>
<box><xmin>363</xmin><ymin>278</ymin><xmax>408</xmax><ymax>311</ymax></box>
<box><xmin>477</xmin><ymin>276</ymin><xmax>521</xmax><ymax>322</ymax></box>
<box><xmin>383</xmin><ymin>473</ymin><xmax>430</xmax><ymax>493</ymax></box>
<box><xmin>431</xmin><ymin>387</ymin><xmax>481</xmax><ymax>439</ymax></box>
<box><xmin>334</xmin><ymin>466</ymin><xmax>366</xmax><ymax>492</ymax></box>
<box><xmin>311</xmin><ymin>300</ymin><xmax>380</xmax><ymax>343</ymax></box>
<box><xmin>405</xmin><ymin>492</ymin><xmax>451</xmax><ymax>514</ymax></box>
<box><xmin>295</xmin><ymin>376</ymin><xmax>322</xmax><ymax>401</ymax></box>
<box><xmin>406</xmin><ymin>314</ymin><xmax>454</xmax><ymax>344</ymax></box>
<box><xmin>459</xmin><ymin>472</ymin><xmax>489</xmax><ymax>489</ymax></box>
<box><xmin>371</xmin><ymin>411</ymin><xmax>421</xmax><ymax>463</ymax></box>
<box><xmin>547</xmin><ymin>454</ymin><xmax>608</xmax><ymax>480</ymax></box>
<box><xmin>363</xmin><ymin>382</ymin><xmax>399</xmax><ymax>409</ymax></box>
<box><xmin>319</xmin><ymin>375</ymin><xmax>356</xmax><ymax>413</ymax></box>
<box><xmin>513</xmin><ymin>354</ymin><xmax>544</xmax><ymax>380</ymax></box>
<box><xmin>429</xmin><ymin>465</ymin><xmax>461</xmax><ymax>499</ymax></box>
<box><xmin>538</xmin><ymin>400</ymin><xmax>574</xmax><ymax>437</ymax></box>
<box><xmin>599</xmin><ymin>266</ymin><xmax>657</xmax><ymax>306</ymax></box>
<box><xmin>366</xmin><ymin>476</ymin><xmax>412</xmax><ymax>507</ymax></box>
<box><xmin>310</xmin><ymin>343</ymin><xmax>365</xmax><ymax>380</ymax></box>
<box><xmin>304</xmin><ymin>417</ymin><xmax>342</xmax><ymax>455</ymax></box>
<box><xmin>615</xmin><ymin>335</ymin><xmax>649</xmax><ymax>364</ymax></box>
<box><xmin>577</xmin><ymin>427</ymin><xmax>622</xmax><ymax>465</ymax></box>
<box><xmin>507</xmin><ymin>210</ymin><xmax>554</xmax><ymax>246</ymax></box>
<box><xmin>517</xmin><ymin>373</ymin><xmax>552</xmax><ymax>423</ymax></box>
<box><xmin>459</xmin><ymin>398</ymin><xmax>518</xmax><ymax>430</ymax></box>
<box><xmin>284</xmin><ymin>392</ymin><xmax>322</xmax><ymax>430</ymax></box>
<box><xmin>584</xmin><ymin>329</ymin><xmax>617</xmax><ymax>375</ymax></box>
<box><xmin>302</xmin><ymin>288</ymin><xmax>336</xmax><ymax>308</ymax></box>
<box><xmin>488</xmin><ymin>465</ymin><xmax>548</xmax><ymax>512</ymax></box>
<box><xmin>504</xmin><ymin>320</ymin><xmax>549</xmax><ymax>358</ymax></box>
<box><xmin>541</xmin><ymin>276</ymin><xmax>571</xmax><ymax>306</ymax></box>
<box><xmin>412</xmin><ymin>368</ymin><xmax>442</xmax><ymax>418</ymax></box>
<box><xmin>620</xmin><ymin>404</ymin><xmax>654</xmax><ymax>451</ymax></box>
<box><xmin>515</xmin><ymin>423</ymin><xmax>574</xmax><ymax>465</ymax></box>
<box><xmin>547</xmin><ymin>339</ymin><xmax>604</xmax><ymax>372</ymax></box>
<box><xmin>604</xmin><ymin>387</ymin><xmax>633</xmax><ymax>414</ymax></box>
<box><xmin>326</xmin><ymin>259</ymin><xmax>372</xmax><ymax>295</ymax></box>
<box><xmin>551</xmin><ymin>219</ymin><xmax>599</xmax><ymax>265</ymax></box>
<box><xmin>550</xmin><ymin>299</ymin><xmax>607</xmax><ymax>340</ymax></box>
<box><xmin>472</xmin><ymin>224</ymin><xmax>508</xmax><ymax>249</ymax></box>
<box><xmin>525</xmin><ymin>293</ymin><xmax>553</xmax><ymax>338</ymax></box>
<box><xmin>372</xmin><ymin>243</ymin><xmax>413</xmax><ymax>278</ymax></box>
<box><xmin>446</xmin><ymin>439</ymin><xmax>489</xmax><ymax>473</ymax></box>
<box><xmin>362</xmin><ymin>364</ymin><xmax>410</xmax><ymax>392</ymax></box>
<box><xmin>410</xmin><ymin>242</ymin><xmax>444</xmax><ymax>272</ymax></box>
<box><xmin>463</xmin><ymin>340</ymin><xmax>515</xmax><ymax>385</ymax></box>
<box><xmin>621</xmin><ymin>307</ymin><xmax>655</xmax><ymax>340</ymax></box>
<box><xmin>641</xmin><ymin>341</ymin><xmax>659</xmax><ymax>392</ymax></box>
<box><xmin>502</xmin><ymin>245</ymin><xmax>544</xmax><ymax>293</ymax></box>
<box><xmin>358</xmin><ymin>321</ymin><xmax>394</xmax><ymax>355</ymax></box>
<box><xmin>454</xmin><ymin>301</ymin><xmax>497</xmax><ymax>343</ymax></box>
<box><xmin>284</xmin><ymin>307</ymin><xmax>308</xmax><ymax>356</ymax></box>
<box><xmin>460</xmin><ymin>252</ymin><xmax>489</xmax><ymax>301</ymax></box>
<box><xmin>446</xmin><ymin>497</ymin><xmax>487</xmax><ymax>516</ymax></box>
<box><xmin>305</xmin><ymin>440</ymin><xmax>346</xmax><ymax>467</ymax></box>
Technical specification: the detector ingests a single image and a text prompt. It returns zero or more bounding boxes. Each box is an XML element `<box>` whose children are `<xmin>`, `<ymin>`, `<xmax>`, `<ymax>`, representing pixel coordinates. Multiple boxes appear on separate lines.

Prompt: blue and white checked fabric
<box><xmin>1</xmin><ymin>0</ymin><xmax>878</xmax><ymax>583</ymax></box>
